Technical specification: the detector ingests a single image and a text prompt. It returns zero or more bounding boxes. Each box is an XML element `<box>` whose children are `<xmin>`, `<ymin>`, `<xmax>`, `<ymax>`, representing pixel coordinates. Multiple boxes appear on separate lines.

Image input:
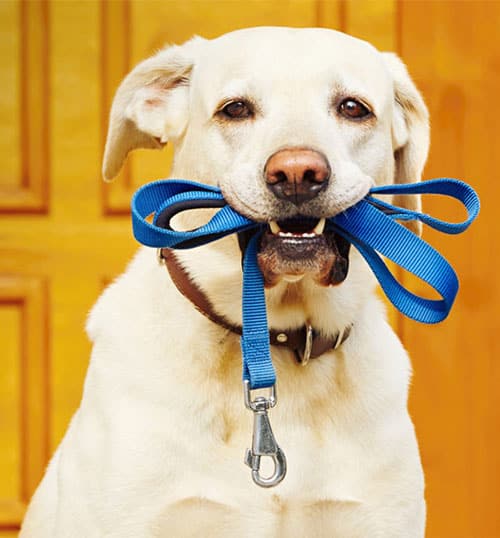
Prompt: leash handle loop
<box><xmin>368</xmin><ymin>178</ymin><xmax>479</xmax><ymax>234</ymax></box>
<box><xmin>332</xmin><ymin>201</ymin><xmax>458</xmax><ymax>323</ymax></box>
<box><xmin>132</xmin><ymin>179</ymin><xmax>254</xmax><ymax>249</ymax></box>
<box><xmin>329</xmin><ymin>178</ymin><xmax>479</xmax><ymax>323</ymax></box>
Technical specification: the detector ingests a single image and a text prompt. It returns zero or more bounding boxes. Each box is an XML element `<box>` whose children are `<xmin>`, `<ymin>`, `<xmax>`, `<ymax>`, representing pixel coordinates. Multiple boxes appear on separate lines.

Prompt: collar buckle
<box><xmin>296</xmin><ymin>322</ymin><xmax>314</xmax><ymax>366</ymax></box>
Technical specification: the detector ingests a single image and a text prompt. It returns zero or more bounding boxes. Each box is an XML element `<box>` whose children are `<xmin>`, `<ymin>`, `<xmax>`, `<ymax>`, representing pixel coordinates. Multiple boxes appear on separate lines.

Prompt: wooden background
<box><xmin>0</xmin><ymin>1</ymin><xmax>498</xmax><ymax>536</ymax></box>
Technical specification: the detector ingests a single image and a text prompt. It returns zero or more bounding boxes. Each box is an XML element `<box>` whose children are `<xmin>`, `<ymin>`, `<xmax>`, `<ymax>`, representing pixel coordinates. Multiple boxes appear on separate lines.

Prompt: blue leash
<box><xmin>131</xmin><ymin>177</ymin><xmax>479</xmax><ymax>487</ymax></box>
<box><xmin>132</xmin><ymin>177</ymin><xmax>479</xmax><ymax>389</ymax></box>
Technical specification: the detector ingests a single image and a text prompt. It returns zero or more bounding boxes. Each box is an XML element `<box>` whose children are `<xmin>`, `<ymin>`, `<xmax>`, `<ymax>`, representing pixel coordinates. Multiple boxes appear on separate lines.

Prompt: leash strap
<box><xmin>131</xmin><ymin>177</ymin><xmax>480</xmax><ymax>389</ymax></box>
<box><xmin>241</xmin><ymin>234</ymin><xmax>275</xmax><ymax>388</ymax></box>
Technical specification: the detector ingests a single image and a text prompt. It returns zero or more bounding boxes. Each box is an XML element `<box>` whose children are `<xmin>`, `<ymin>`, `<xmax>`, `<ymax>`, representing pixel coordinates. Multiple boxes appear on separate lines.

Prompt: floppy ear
<box><xmin>383</xmin><ymin>53</ymin><xmax>430</xmax><ymax>235</ymax></box>
<box><xmin>102</xmin><ymin>37</ymin><xmax>203</xmax><ymax>181</ymax></box>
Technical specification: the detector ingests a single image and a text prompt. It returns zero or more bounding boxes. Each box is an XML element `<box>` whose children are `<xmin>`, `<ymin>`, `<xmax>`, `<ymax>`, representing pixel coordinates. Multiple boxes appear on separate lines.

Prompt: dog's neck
<box><xmin>172</xmin><ymin>233</ymin><xmax>374</xmax><ymax>338</ymax></box>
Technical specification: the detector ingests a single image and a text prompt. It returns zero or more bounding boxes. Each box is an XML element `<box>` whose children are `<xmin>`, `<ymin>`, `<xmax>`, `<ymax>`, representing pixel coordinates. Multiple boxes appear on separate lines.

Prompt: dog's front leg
<box><xmin>22</xmin><ymin>411</ymin><xmax>166</xmax><ymax>538</ymax></box>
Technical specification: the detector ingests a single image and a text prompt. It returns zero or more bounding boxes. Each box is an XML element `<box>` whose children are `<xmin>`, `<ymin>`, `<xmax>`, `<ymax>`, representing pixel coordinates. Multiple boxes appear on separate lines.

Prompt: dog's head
<box><xmin>103</xmin><ymin>27</ymin><xmax>428</xmax><ymax>288</ymax></box>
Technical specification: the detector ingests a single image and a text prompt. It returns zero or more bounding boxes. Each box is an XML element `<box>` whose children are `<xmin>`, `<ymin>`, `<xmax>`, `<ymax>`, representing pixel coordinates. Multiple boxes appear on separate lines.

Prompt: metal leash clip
<box><xmin>243</xmin><ymin>380</ymin><xmax>287</xmax><ymax>488</ymax></box>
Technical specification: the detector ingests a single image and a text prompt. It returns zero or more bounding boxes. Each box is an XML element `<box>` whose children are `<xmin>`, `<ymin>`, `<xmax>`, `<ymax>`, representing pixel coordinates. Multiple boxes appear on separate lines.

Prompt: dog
<box><xmin>21</xmin><ymin>27</ymin><xmax>428</xmax><ymax>537</ymax></box>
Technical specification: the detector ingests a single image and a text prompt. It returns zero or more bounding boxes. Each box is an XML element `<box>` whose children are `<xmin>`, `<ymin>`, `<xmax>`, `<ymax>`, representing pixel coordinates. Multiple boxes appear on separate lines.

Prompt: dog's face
<box><xmin>103</xmin><ymin>27</ymin><xmax>429</xmax><ymax>288</ymax></box>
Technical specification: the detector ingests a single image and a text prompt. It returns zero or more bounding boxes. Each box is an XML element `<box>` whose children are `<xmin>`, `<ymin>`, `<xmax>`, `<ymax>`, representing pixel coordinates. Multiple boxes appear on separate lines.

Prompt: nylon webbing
<box><xmin>131</xmin><ymin>177</ymin><xmax>480</xmax><ymax>389</ymax></box>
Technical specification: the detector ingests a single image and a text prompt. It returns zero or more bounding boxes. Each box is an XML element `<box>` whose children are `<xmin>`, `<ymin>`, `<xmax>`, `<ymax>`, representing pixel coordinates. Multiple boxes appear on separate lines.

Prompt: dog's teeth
<box><xmin>269</xmin><ymin>221</ymin><xmax>281</xmax><ymax>234</ymax></box>
<box><xmin>313</xmin><ymin>218</ymin><xmax>326</xmax><ymax>235</ymax></box>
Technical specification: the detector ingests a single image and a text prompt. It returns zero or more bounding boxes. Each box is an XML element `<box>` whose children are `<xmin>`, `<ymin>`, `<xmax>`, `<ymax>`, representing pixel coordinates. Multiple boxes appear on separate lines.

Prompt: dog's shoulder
<box><xmin>86</xmin><ymin>247</ymin><xmax>165</xmax><ymax>343</ymax></box>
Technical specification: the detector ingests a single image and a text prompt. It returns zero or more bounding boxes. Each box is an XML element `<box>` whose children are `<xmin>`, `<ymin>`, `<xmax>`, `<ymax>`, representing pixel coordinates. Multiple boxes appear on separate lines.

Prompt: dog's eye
<box><xmin>220</xmin><ymin>100</ymin><xmax>253</xmax><ymax>120</ymax></box>
<box><xmin>338</xmin><ymin>98</ymin><xmax>372</xmax><ymax>120</ymax></box>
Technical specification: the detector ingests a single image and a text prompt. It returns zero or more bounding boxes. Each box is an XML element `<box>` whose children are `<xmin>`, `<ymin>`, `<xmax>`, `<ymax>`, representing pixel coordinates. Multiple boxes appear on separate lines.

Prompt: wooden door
<box><xmin>0</xmin><ymin>1</ymin><xmax>498</xmax><ymax>536</ymax></box>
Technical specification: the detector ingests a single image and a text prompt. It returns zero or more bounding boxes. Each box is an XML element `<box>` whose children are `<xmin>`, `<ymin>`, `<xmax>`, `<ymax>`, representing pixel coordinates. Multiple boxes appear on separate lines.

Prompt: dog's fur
<box><xmin>21</xmin><ymin>27</ymin><xmax>429</xmax><ymax>537</ymax></box>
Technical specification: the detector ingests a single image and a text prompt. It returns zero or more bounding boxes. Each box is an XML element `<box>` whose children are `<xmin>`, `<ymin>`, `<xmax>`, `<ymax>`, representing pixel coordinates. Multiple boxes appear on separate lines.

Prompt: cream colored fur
<box><xmin>21</xmin><ymin>27</ymin><xmax>429</xmax><ymax>537</ymax></box>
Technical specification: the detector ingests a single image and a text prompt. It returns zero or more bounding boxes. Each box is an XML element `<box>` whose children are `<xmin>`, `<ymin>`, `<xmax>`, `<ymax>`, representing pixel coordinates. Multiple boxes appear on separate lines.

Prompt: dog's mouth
<box><xmin>239</xmin><ymin>217</ymin><xmax>351</xmax><ymax>287</ymax></box>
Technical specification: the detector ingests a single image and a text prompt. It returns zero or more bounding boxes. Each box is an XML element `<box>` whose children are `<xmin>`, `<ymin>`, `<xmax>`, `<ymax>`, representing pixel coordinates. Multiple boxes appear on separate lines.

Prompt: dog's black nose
<box><xmin>265</xmin><ymin>148</ymin><xmax>330</xmax><ymax>205</ymax></box>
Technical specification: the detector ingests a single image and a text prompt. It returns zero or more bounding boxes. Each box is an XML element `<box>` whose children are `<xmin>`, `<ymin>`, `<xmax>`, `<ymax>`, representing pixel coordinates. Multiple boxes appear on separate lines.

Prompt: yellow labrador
<box><xmin>21</xmin><ymin>27</ymin><xmax>428</xmax><ymax>537</ymax></box>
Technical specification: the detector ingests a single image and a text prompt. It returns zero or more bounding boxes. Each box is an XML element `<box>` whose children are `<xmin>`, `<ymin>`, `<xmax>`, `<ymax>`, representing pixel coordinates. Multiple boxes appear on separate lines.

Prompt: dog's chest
<box><xmin>150</xmin><ymin>419</ymin><xmax>374</xmax><ymax>538</ymax></box>
<box><xmin>155</xmin><ymin>493</ymin><xmax>368</xmax><ymax>538</ymax></box>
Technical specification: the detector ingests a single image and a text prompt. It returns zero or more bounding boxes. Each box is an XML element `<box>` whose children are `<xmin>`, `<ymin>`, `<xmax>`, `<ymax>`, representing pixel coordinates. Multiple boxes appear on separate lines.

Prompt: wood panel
<box><xmin>0</xmin><ymin>0</ymin><xmax>49</xmax><ymax>213</ymax></box>
<box><xmin>0</xmin><ymin>303</ymin><xmax>23</xmax><ymax>529</ymax></box>
<box><xmin>0</xmin><ymin>276</ymin><xmax>48</xmax><ymax>532</ymax></box>
<box><xmin>344</xmin><ymin>0</ymin><xmax>397</xmax><ymax>50</ymax></box>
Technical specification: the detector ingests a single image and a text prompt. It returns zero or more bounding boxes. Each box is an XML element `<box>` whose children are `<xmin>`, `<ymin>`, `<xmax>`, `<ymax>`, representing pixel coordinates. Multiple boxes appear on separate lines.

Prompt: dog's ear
<box><xmin>383</xmin><ymin>53</ymin><xmax>430</xmax><ymax>235</ymax></box>
<box><xmin>102</xmin><ymin>37</ymin><xmax>203</xmax><ymax>181</ymax></box>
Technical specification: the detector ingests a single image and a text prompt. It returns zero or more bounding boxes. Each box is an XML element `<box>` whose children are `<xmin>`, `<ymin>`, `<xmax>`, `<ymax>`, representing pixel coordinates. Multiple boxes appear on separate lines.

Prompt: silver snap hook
<box><xmin>243</xmin><ymin>381</ymin><xmax>287</xmax><ymax>488</ymax></box>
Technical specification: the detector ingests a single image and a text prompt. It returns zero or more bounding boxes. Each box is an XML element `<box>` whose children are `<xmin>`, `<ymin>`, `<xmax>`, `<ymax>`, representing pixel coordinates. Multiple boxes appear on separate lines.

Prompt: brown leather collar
<box><xmin>160</xmin><ymin>248</ymin><xmax>350</xmax><ymax>364</ymax></box>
